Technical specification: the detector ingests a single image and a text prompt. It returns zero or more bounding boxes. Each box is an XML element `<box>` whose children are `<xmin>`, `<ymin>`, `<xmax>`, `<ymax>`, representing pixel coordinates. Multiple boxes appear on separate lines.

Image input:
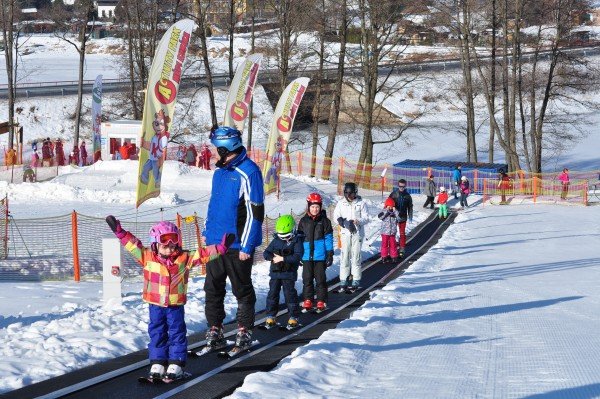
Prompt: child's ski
<box><xmin>188</xmin><ymin>340</ymin><xmax>231</xmax><ymax>357</ymax></box>
<box><xmin>217</xmin><ymin>340</ymin><xmax>259</xmax><ymax>359</ymax></box>
<box><xmin>138</xmin><ymin>372</ymin><xmax>192</xmax><ymax>385</ymax></box>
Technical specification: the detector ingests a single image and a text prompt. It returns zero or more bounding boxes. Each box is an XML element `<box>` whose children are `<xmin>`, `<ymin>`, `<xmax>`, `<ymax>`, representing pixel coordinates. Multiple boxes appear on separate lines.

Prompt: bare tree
<box><xmin>192</xmin><ymin>0</ymin><xmax>218</xmax><ymax>127</ymax></box>
<box><xmin>322</xmin><ymin>0</ymin><xmax>347</xmax><ymax>180</ymax></box>
<box><xmin>0</xmin><ymin>0</ymin><xmax>19</xmax><ymax>148</ymax></box>
<box><xmin>51</xmin><ymin>0</ymin><xmax>96</xmax><ymax>145</ymax></box>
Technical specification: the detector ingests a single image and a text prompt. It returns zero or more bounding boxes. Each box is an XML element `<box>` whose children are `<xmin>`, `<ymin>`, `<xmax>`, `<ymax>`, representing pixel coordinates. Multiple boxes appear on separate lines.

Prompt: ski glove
<box><xmin>346</xmin><ymin>220</ymin><xmax>357</xmax><ymax>234</ymax></box>
<box><xmin>337</xmin><ymin>217</ymin><xmax>346</xmax><ymax>227</ymax></box>
<box><xmin>326</xmin><ymin>250</ymin><xmax>334</xmax><ymax>267</ymax></box>
<box><xmin>105</xmin><ymin>215</ymin><xmax>126</xmax><ymax>239</ymax></box>
<box><xmin>216</xmin><ymin>233</ymin><xmax>236</xmax><ymax>255</ymax></box>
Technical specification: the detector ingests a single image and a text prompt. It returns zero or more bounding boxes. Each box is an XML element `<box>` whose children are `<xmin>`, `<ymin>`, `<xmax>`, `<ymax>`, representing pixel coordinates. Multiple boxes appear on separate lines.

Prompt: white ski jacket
<box><xmin>333</xmin><ymin>196</ymin><xmax>368</xmax><ymax>236</ymax></box>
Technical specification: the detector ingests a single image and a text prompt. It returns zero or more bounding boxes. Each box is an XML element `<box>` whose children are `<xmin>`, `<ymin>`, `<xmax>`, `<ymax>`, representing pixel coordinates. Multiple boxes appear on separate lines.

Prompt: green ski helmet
<box><xmin>275</xmin><ymin>214</ymin><xmax>295</xmax><ymax>240</ymax></box>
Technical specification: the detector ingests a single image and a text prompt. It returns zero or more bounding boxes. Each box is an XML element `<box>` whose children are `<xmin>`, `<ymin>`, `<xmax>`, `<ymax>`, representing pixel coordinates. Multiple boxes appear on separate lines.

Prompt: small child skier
<box><xmin>262</xmin><ymin>214</ymin><xmax>304</xmax><ymax>329</ymax></box>
<box><xmin>105</xmin><ymin>215</ymin><xmax>233</xmax><ymax>381</ymax></box>
<box><xmin>437</xmin><ymin>186</ymin><xmax>449</xmax><ymax>219</ymax></box>
<box><xmin>378</xmin><ymin>197</ymin><xmax>400</xmax><ymax>263</ymax></box>
<box><xmin>296</xmin><ymin>192</ymin><xmax>334</xmax><ymax>313</ymax></box>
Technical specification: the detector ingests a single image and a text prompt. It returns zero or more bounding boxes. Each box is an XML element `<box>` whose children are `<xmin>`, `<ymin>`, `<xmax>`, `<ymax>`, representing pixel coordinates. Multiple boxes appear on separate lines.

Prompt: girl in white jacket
<box><xmin>333</xmin><ymin>182</ymin><xmax>368</xmax><ymax>292</ymax></box>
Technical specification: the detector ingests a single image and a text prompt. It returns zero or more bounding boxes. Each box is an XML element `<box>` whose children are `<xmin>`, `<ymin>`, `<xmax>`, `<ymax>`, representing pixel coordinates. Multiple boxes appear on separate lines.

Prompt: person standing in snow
<box><xmin>452</xmin><ymin>164</ymin><xmax>462</xmax><ymax>199</ymax></box>
<box><xmin>185</xmin><ymin>144</ymin><xmax>197</xmax><ymax>166</ymax></box>
<box><xmin>459</xmin><ymin>175</ymin><xmax>470</xmax><ymax>208</ymax></box>
<box><xmin>31</xmin><ymin>150</ymin><xmax>40</xmax><ymax>168</ymax></box>
<box><xmin>334</xmin><ymin>182</ymin><xmax>367</xmax><ymax>292</ymax></box>
<box><xmin>55</xmin><ymin>139</ymin><xmax>65</xmax><ymax>166</ymax></box>
<box><xmin>262</xmin><ymin>214</ymin><xmax>304</xmax><ymax>329</ymax></box>
<box><xmin>558</xmin><ymin>168</ymin><xmax>570</xmax><ymax>200</ymax></box>
<box><xmin>41</xmin><ymin>139</ymin><xmax>53</xmax><ymax>167</ymax></box>
<box><xmin>296</xmin><ymin>192</ymin><xmax>334</xmax><ymax>312</ymax></box>
<box><xmin>200</xmin><ymin>143</ymin><xmax>212</xmax><ymax>170</ymax></box>
<box><xmin>423</xmin><ymin>174</ymin><xmax>436</xmax><ymax>209</ymax></box>
<box><xmin>79</xmin><ymin>141</ymin><xmax>88</xmax><ymax>166</ymax></box>
<box><xmin>105</xmin><ymin>215</ymin><xmax>233</xmax><ymax>381</ymax></box>
<box><xmin>436</xmin><ymin>186</ymin><xmax>449</xmax><ymax>219</ymax></box>
<box><xmin>389</xmin><ymin>179</ymin><xmax>413</xmax><ymax>255</ymax></box>
<box><xmin>497</xmin><ymin>170</ymin><xmax>512</xmax><ymax>204</ymax></box>
<box><xmin>202</xmin><ymin>126</ymin><xmax>264</xmax><ymax>351</ymax></box>
<box><xmin>378</xmin><ymin>197</ymin><xmax>400</xmax><ymax>263</ymax></box>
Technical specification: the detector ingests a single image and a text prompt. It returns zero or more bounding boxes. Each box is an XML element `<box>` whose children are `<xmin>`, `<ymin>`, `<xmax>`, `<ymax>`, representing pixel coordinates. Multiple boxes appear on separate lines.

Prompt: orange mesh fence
<box><xmin>482</xmin><ymin>178</ymin><xmax>589</xmax><ymax>205</ymax></box>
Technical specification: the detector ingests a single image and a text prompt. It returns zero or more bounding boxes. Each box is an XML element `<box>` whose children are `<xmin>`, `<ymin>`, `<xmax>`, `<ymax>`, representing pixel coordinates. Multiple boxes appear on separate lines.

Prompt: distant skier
<box><xmin>378</xmin><ymin>197</ymin><xmax>400</xmax><ymax>263</ymax></box>
<box><xmin>459</xmin><ymin>175</ymin><xmax>470</xmax><ymax>208</ymax></box>
<box><xmin>436</xmin><ymin>186</ymin><xmax>449</xmax><ymax>219</ymax></box>
<box><xmin>334</xmin><ymin>182</ymin><xmax>367</xmax><ymax>293</ymax></box>
<box><xmin>423</xmin><ymin>174</ymin><xmax>436</xmax><ymax>209</ymax></box>
<box><xmin>389</xmin><ymin>178</ymin><xmax>413</xmax><ymax>255</ymax></box>
<box><xmin>296</xmin><ymin>192</ymin><xmax>333</xmax><ymax>312</ymax></box>
<box><xmin>55</xmin><ymin>139</ymin><xmax>65</xmax><ymax>166</ymax></box>
<box><xmin>79</xmin><ymin>141</ymin><xmax>88</xmax><ymax>166</ymax></box>
<box><xmin>452</xmin><ymin>164</ymin><xmax>462</xmax><ymax>199</ymax></box>
<box><xmin>105</xmin><ymin>215</ymin><xmax>233</xmax><ymax>381</ymax></box>
<box><xmin>262</xmin><ymin>214</ymin><xmax>304</xmax><ymax>329</ymax></box>
<box><xmin>558</xmin><ymin>168</ymin><xmax>570</xmax><ymax>200</ymax></box>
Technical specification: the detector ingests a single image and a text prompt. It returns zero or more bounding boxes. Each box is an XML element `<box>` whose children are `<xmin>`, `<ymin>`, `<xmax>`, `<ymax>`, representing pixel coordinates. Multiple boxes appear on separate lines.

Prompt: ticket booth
<box><xmin>100</xmin><ymin>120</ymin><xmax>142</xmax><ymax>160</ymax></box>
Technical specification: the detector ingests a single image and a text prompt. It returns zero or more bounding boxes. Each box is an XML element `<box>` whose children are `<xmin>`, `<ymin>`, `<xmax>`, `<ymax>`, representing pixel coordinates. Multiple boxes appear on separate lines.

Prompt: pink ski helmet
<box><xmin>149</xmin><ymin>221</ymin><xmax>181</xmax><ymax>247</ymax></box>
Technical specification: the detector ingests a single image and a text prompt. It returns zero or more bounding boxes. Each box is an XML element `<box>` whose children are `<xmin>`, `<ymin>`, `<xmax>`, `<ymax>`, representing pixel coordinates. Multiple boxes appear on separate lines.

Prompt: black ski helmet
<box><xmin>343</xmin><ymin>182</ymin><xmax>358</xmax><ymax>200</ymax></box>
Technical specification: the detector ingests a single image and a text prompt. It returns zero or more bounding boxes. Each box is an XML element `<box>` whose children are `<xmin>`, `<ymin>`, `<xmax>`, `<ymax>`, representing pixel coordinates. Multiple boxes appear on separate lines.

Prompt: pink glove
<box><xmin>216</xmin><ymin>233</ymin><xmax>236</xmax><ymax>255</ymax></box>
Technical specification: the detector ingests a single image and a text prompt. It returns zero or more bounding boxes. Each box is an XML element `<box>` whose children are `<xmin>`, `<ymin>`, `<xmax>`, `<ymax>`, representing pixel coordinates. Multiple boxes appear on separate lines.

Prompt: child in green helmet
<box><xmin>262</xmin><ymin>214</ymin><xmax>305</xmax><ymax>329</ymax></box>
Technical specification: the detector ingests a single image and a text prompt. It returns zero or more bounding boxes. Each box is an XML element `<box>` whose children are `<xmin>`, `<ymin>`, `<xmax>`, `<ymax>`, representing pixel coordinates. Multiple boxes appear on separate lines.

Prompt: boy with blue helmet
<box><xmin>203</xmin><ymin>125</ymin><xmax>265</xmax><ymax>352</ymax></box>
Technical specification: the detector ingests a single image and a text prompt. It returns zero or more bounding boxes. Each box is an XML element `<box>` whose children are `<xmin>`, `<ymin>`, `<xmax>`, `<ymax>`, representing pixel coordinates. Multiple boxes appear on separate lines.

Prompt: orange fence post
<box><xmin>71</xmin><ymin>210</ymin><xmax>80</xmax><ymax>282</ymax></box>
<box><xmin>193</xmin><ymin>212</ymin><xmax>206</xmax><ymax>275</ymax></box>
<box><xmin>584</xmin><ymin>180</ymin><xmax>588</xmax><ymax>205</ymax></box>
<box><xmin>297</xmin><ymin>152</ymin><xmax>302</xmax><ymax>175</ymax></box>
<box><xmin>474</xmin><ymin>169</ymin><xmax>478</xmax><ymax>193</ymax></box>
<box><xmin>533</xmin><ymin>177</ymin><xmax>538</xmax><ymax>203</ymax></box>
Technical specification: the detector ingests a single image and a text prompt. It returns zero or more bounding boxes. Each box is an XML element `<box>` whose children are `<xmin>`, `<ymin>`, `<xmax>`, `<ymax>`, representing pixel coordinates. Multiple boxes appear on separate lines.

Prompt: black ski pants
<box><xmin>302</xmin><ymin>261</ymin><xmax>328</xmax><ymax>302</ymax></box>
<box><xmin>423</xmin><ymin>196</ymin><xmax>435</xmax><ymax>209</ymax></box>
<box><xmin>204</xmin><ymin>249</ymin><xmax>256</xmax><ymax>329</ymax></box>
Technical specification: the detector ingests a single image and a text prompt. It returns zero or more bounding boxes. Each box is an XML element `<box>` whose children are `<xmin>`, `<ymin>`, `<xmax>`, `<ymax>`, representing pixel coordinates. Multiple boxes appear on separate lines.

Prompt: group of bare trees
<box><xmin>432</xmin><ymin>0</ymin><xmax>599</xmax><ymax>172</ymax></box>
<box><xmin>2</xmin><ymin>0</ymin><xmax>598</xmax><ymax>173</ymax></box>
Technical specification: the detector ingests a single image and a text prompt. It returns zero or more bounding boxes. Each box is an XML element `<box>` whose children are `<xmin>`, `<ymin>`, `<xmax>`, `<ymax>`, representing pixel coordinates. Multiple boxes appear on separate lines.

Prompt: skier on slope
<box><xmin>262</xmin><ymin>215</ymin><xmax>304</xmax><ymax>329</ymax></box>
<box><xmin>202</xmin><ymin>126</ymin><xmax>264</xmax><ymax>355</ymax></box>
<box><xmin>333</xmin><ymin>182</ymin><xmax>368</xmax><ymax>293</ymax></box>
<box><xmin>389</xmin><ymin>178</ymin><xmax>413</xmax><ymax>255</ymax></box>
<box><xmin>105</xmin><ymin>215</ymin><xmax>233</xmax><ymax>381</ymax></box>
<box><xmin>296</xmin><ymin>192</ymin><xmax>334</xmax><ymax>312</ymax></box>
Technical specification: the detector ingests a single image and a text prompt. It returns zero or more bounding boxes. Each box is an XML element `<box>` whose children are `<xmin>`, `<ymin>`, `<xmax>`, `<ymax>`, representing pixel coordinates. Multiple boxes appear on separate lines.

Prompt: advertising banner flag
<box><xmin>91</xmin><ymin>74</ymin><xmax>102</xmax><ymax>163</ymax></box>
<box><xmin>136</xmin><ymin>19</ymin><xmax>194</xmax><ymax>208</ymax></box>
<box><xmin>262</xmin><ymin>77</ymin><xmax>310</xmax><ymax>195</ymax></box>
<box><xmin>223</xmin><ymin>53</ymin><xmax>262</xmax><ymax>132</ymax></box>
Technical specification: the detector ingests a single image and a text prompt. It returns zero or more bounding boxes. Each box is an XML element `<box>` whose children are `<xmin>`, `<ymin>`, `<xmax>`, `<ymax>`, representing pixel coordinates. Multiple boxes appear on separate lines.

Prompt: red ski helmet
<box><xmin>306</xmin><ymin>192</ymin><xmax>322</xmax><ymax>206</ymax></box>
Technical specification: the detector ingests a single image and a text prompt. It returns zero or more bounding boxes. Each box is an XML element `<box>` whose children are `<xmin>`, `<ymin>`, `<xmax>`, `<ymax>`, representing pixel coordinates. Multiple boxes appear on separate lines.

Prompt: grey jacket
<box><xmin>378</xmin><ymin>209</ymin><xmax>399</xmax><ymax>236</ymax></box>
<box><xmin>424</xmin><ymin>179</ymin><xmax>436</xmax><ymax>197</ymax></box>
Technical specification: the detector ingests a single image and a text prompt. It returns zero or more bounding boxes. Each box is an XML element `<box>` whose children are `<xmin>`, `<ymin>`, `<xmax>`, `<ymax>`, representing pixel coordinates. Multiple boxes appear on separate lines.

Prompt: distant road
<box><xmin>1</xmin><ymin>44</ymin><xmax>598</xmax><ymax>99</ymax></box>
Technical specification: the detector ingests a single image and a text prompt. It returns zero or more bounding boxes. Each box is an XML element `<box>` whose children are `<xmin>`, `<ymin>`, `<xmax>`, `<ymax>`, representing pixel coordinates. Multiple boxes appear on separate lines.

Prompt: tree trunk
<box><xmin>1</xmin><ymin>0</ymin><xmax>16</xmax><ymax>148</ymax></box>
<box><xmin>194</xmin><ymin>0</ymin><xmax>218</xmax><ymax>127</ymax></box>
<box><xmin>322</xmin><ymin>0</ymin><xmax>347</xmax><ymax>180</ymax></box>
<box><xmin>246</xmin><ymin>0</ymin><xmax>256</xmax><ymax>148</ymax></box>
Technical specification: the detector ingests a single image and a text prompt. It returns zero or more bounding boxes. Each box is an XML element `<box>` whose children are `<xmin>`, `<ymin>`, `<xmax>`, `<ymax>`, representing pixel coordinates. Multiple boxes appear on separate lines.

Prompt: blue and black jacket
<box><xmin>263</xmin><ymin>233</ymin><xmax>305</xmax><ymax>279</ymax></box>
<box><xmin>205</xmin><ymin>148</ymin><xmax>264</xmax><ymax>254</ymax></box>
<box><xmin>296</xmin><ymin>210</ymin><xmax>334</xmax><ymax>262</ymax></box>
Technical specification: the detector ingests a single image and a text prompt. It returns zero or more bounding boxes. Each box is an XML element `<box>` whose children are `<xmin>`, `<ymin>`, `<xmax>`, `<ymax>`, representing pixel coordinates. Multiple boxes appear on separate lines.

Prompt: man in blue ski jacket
<box><xmin>203</xmin><ymin>126</ymin><xmax>264</xmax><ymax>349</ymax></box>
<box><xmin>452</xmin><ymin>164</ymin><xmax>462</xmax><ymax>199</ymax></box>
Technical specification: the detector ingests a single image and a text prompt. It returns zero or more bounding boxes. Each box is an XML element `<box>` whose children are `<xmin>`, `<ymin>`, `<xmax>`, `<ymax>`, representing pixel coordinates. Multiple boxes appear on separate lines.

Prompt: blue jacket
<box><xmin>452</xmin><ymin>168</ymin><xmax>462</xmax><ymax>183</ymax></box>
<box><xmin>205</xmin><ymin>148</ymin><xmax>264</xmax><ymax>254</ymax></box>
<box><xmin>296</xmin><ymin>210</ymin><xmax>333</xmax><ymax>262</ymax></box>
<box><xmin>263</xmin><ymin>233</ymin><xmax>304</xmax><ymax>279</ymax></box>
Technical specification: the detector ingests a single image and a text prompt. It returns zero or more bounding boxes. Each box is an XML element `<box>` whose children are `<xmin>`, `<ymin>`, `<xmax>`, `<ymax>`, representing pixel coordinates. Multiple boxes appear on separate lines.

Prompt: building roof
<box><xmin>394</xmin><ymin>159</ymin><xmax>508</xmax><ymax>172</ymax></box>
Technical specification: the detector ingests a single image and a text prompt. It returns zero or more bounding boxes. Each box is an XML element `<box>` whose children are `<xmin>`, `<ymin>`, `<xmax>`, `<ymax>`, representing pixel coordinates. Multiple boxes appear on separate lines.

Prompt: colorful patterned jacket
<box><xmin>116</xmin><ymin>230</ymin><xmax>221</xmax><ymax>307</ymax></box>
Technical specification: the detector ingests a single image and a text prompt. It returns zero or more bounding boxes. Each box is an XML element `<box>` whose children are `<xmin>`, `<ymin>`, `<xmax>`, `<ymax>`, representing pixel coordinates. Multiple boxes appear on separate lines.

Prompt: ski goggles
<box><xmin>158</xmin><ymin>233</ymin><xmax>179</xmax><ymax>246</ymax></box>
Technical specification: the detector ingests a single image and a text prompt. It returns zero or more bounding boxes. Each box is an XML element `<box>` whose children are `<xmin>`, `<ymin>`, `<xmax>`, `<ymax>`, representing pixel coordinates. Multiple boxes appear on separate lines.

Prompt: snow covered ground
<box><xmin>0</xmin><ymin>32</ymin><xmax>599</xmax><ymax>397</ymax></box>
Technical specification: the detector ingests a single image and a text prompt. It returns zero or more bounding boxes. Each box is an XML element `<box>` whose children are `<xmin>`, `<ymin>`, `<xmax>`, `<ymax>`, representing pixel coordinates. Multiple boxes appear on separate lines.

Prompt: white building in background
<box><xmin>96</xmin><ymin>0</ymin><xmax>119</xmax><ymax>20</ymax></box>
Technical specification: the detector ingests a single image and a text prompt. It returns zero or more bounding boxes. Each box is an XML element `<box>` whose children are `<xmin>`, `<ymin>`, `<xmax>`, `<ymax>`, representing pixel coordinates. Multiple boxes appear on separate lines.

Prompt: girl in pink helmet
<box><xmin>105</xmin><ymin>215</ymin><xmax>234</xmax><ymax>382</ymax></box>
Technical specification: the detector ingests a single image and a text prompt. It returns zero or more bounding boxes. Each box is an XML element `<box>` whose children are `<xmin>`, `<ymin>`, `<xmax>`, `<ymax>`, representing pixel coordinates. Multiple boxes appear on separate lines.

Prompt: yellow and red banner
<box><xmin>136</xmin><ymin>19</ymin><xmax>194</xmax><ymax>208</ymax></box>
<box><xmin>262</xmin><ymin>77</ymin><xmax>310</xmax><ymax>194</ymax></box>
<box><xmin>223</xmin><ymin>53</ymin><xmax>262</xmax><ymax>132</ymax></box>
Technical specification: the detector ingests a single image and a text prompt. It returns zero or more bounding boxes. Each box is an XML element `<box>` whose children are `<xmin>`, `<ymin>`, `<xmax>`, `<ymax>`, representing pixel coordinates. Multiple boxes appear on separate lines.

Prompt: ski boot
<box><xmin>301</xmin><ymin>299</ymin><xmax>313</xmax><ymax>313</ymax></box>
<box><xmin>165</xmin><ymin>364</ymin><xmax>183</xmax><ymax>381</ymax></box>
<box><xmin>285</xmin><ymin>317</ymin><xmax>299</xmax><ymax>330</ymax></box>
<box><xmin>235</xmin><ymin>327</ymin><xmax>252</xmax><ymax>349</ymax></box>
<box><xmin>316</xmin><ymin>301</ymin><xmax>327</xmax><ymax>313</ymax></box>
<box><xmin>265</xmin><ymin>316</ymin><xmax>277</xmax><ymax>329</ymax></box>
<box><xmin>149</xmin><ymin>364</ymin><xmax>166</xmax><ymax>380</ymax></box>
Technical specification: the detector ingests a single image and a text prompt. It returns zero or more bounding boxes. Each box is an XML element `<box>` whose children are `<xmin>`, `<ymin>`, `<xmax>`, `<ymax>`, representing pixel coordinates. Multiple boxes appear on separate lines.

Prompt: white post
<box><xmin>103</xmin><ymin>238</ymin><xmax>123</xmax><ymax>308</ymax></box>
